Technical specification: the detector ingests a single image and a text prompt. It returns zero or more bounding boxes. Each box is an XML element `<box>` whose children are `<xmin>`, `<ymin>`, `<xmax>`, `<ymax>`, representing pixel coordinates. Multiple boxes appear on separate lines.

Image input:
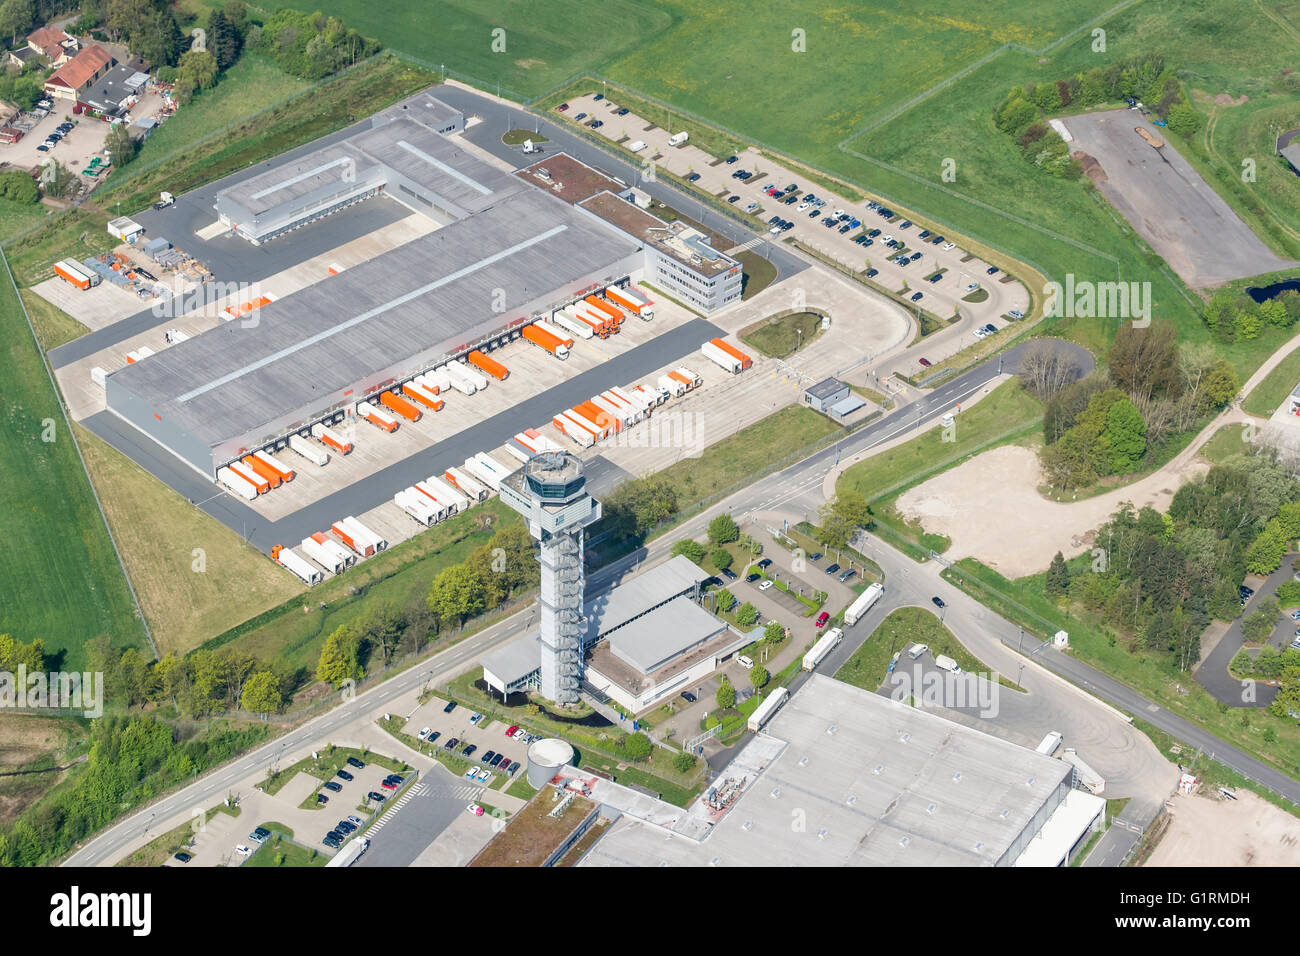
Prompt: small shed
<box><xmin>108</xmin><ymin>216</ymin><xmax>144</xmax><ymax>242</ymax></box>
<box><xmin>804</xmin><ymin>376</ymin><xmax>850</xmax><ymax>413</ymax></box>
<box><xmin>142</xmin><ymin>236</ymin><xmax>172</xmax><ymax>258</ymax></box>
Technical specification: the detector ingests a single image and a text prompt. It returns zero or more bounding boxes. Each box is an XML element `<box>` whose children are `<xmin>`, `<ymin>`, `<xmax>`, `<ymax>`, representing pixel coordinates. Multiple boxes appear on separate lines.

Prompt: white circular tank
<box><xmin>527</xmin><ymin>737</ymin><xmax>575</xmax><ymax>788</ymax></box>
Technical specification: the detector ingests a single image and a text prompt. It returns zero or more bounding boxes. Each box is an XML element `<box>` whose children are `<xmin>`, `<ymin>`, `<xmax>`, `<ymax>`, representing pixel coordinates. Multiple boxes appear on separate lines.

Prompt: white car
<box><xmin>476</xmin><ymin>769</ymin><xmax>491</xmax><ymax>782</ymax></box>
<box><xmin>465</xmin><ymin>765</ymin><xmax>482</xmax><ymax>779</ymax></box>
<box><xmin>769</xmin><ymin>225</ymin><xmax>781</xmax><ymax>235</ymax></box>
<box><xmin>882</xmin><ymin>235</ymin><xmax>894</xmax><ymax>245</ymax></box>
<box><xmin>833</xmin><ymin>208</ymin><xmax>845</xmax><ymax>218</ymax></box>
<box><xmin>235</xmin><ymin>844</ymin><xmax>252</xmax><ymax>857</ymax></box>
<box><xmin>797</xmin><ymin>201</ymin><xmax>810</xmax><ymax>211</ymax></box>
<box><xmin>942</xmin><ymin>241</ymin><xmax>956</xmax><ymax>250</ymax></box>
<box><xmin>758</xmin><ymin>580</ymin><xmax>774</xmax><ymax>591</ymax></box>
<box><xmin>973</xmin><ymin>327</ymin><xmax>988</xmax><ymax>339</ymax></box>
<box><xmin>512</xmin><ymin>728</ymin><xmax>526</xmax><ymax>739</ymax></box>
<box><xmin>965</xmin><ymin>282</ymin><xmax>979</xmax><ymax>292</ymax></box>
<box><xmin>417</xmin><ymin>727</ymin><xmax>432</xmax><ymax>740</ymax></box>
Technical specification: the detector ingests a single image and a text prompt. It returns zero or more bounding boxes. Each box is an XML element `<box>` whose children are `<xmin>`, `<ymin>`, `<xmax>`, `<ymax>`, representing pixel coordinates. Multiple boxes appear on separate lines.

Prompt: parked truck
<box><xmin>659</xmin><ymin>374</ymin><xmax>687</xmax><ymax>398</ymax></box>
<box><xmin>272</xmin><ymin>545</ymin><xmax>323</xmax><ymax>586</ymax></box>
<box><xmin>553</xmin><ymin>309</ymin><xmax>594</xmax><ymax>340</ymax></box>
<box><xmin>604</xmin><ymin>285</ymin><xmax>654</xmax><ymax>320</ymax></box>
<box><xmin>802</xmin><ymin>627</ymin><xmax>844</xmax><ymax>671</ymax></box>
<box><xmin>341</xmin><ymin>516</ymin><xmax>386</xmax><ymax>552</ymax></box>
<box><xmin>395</xmin><ymin>488</ymin><xmax>439</xmax><ymax>526</ymax></box>
<box><xmin>332</xmin><ymin>519</ymin><xmax>374</xmax><ymax>557</ymax></box>
<box><xmin>709</xmin><ymin>338</ymin><xmax>752</xmax><ymax>371</ymax></box>
<box><xmin>1062</xmin><ymin>748</ymin><xmax>1106</xmax><ymax>795</ymax></box>
<box><xmin>534</xmin><ymin>319</ymin><xmax>575</xmax><ymax>349</ymax></box>
<box><xmin>521</xmin><ymin>323</ymin><xmax>570</xmax><ymax>359</ymax></box>
<box><xmin>554</xmin><ymin>411</ymin><xmax>597</xmax><ymax>447</ymax></box>
<box><xmin>357</xmin><ymin>401</ymin><xmax>399</xmax><ymax>433</ymax></box>
<box><xmin>217</xmin><ymin>466</ymin><xmax>258</xmax><ymax>501</ymax></box>
<box><xmin>411</xmin><ymin>483</ymin><xmax>452</xmax><ymax>521</ymax></box>
<box><xmin>402</xmin><ymin>379</ymin><xmax>444</xmax><ymax>411</ymax></box>
<box><xmin>301</xmin><ymin>533</ymin><xmax>349</xmax><ymax>574</ymax></box>
<box><xmin>53</xmin><ymin>259</ymin><xmax>99</xmax><ymax>290</ymax></box>
<box><xmin>933</xmin><ymin>654</ymin><xmax>961</xmax><ymax>674</ymax></box>
<box><xmin>378</xmin><ymin>390</ymin><xmax>421</xmax><ymax>422</ymax></box>
<box><xmin>469</xmin><ymin>453</ymin><xmax>509</xmax><ymax>490</ymax></box>
<box><xmin>1036</xmin><ymin>732</ymin><xmax>1063</xmax><ymax>756</ymax></box>
<box><xmin>747</xmin><ymin>687</ymin><xmax>790</xmax><ymax>733</ymax></box>
<box><xmin>426</xmin><ymin>368</ymin><xmax>452</xmax><ymax>393</ymax></box>
<box><xmin>425</xmin><ymin>475</ymin><xmax>468</xmax><ymax>513</ymax></box>
<box><xmin>311</xmin><ymin>423</ymin><xmax>352</xmax><ymax>455</ymax></box>
<box><xmin>584</xmin><ymin>295</ymin><xmax>623</xmax><ymax>327</ymax></box>
<box><xmin>467</xmin><ymin>349</ymin><xmax>509</xmax><ymax>381</ymax></box>
<box><xmin>229</xmin><ymin>460</ymin><xmax>270</xmax><ymax>494</ymax></box>
<box><xmin>441</xmin><ymin>363</ymin><xmax>477</xmax><ymax>395</ymax></box>
<box><xmin>843</xmin><ymin>582</ymin><xmax>884</xmax><ymax>626</ymax></box>
<box><xmin>444</xmin><ymin>466</ymin><xmax>488</xmax><ymax>502</ymax></box>
<box><xmin>254</xmin><ymin>449</ymin><xmax>295</xmax><ymax>483</ymax></box>
<box><xmin>288</xmin><ymin>434</ymin><xmax>330</xmax><ymax>466</ymax></box>
<box><xmin>701</xmin><ymin>340</ymin><xmax>743</xmax><ymax>374</ymax></box>
<box><xmin>456</xmin><ymin>360</ymin><xmax>490</xmax><ymax>391</ymax></box>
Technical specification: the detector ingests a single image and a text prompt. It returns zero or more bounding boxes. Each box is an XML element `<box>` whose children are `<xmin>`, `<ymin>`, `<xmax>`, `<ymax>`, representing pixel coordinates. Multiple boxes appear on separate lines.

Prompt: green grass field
<box><xmin>1199</xmin><ymin>423</ymin><xmax>1258</xmax><ymax>465</ymax></box>
<box><xmin>267</xmin><ymin>0</ymin><xmax>674</xmax><ymax>100</ymax></box>
<box><xmin>1243</xmin><ymin>344</ymin><xmax>1300</xmax><ymax>416</ymax></box>
<box><xmin>0</xmin><ymin>200</ymin><xmax>52</xmax><ymax>247</ymax></box>
<box><xmin>0</xmin><ymin>264</ymin><xmax>147</xmax><ymax>665</ymax></box>
<box><xmin>740</xmin><ymin>311</ymin><xmax>824</xmax><ymax>358</ymax></box>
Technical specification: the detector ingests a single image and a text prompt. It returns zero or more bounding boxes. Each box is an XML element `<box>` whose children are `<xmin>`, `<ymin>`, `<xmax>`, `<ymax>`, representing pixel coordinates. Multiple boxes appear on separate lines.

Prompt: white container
<box><xmin>289</xmin><ymin>433</ymin><xmax>329</xmax><ymax>466</ymax></box>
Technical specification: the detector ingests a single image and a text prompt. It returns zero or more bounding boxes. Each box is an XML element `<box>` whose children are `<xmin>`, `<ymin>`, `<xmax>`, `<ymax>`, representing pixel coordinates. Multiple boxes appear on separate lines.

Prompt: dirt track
<box><xmin>1144</xmin><ymin>789</ymin><xmax>1300</xmax><ymax>866</ymax></box>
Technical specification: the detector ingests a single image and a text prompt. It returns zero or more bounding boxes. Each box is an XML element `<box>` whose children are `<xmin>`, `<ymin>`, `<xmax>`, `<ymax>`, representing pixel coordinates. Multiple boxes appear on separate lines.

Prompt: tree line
<box><xmin>993</xmin><ymin>52</ymin><xmax>1202</xmax><ymax>180</ymax></box>
<box><xmin>1039</xmin><ymin>323</ymin><xmax>1238</xmax><ymax>490</ymax></box>
<box><xmin>1201</xmin><ymin>289</ymin><xmax>1300</xmax><ymax>343</ymax></box>
<box><xmin>1048</xmin><ymin>456</ymin><xmax>1300</xmax><ymax>672</ymax></box>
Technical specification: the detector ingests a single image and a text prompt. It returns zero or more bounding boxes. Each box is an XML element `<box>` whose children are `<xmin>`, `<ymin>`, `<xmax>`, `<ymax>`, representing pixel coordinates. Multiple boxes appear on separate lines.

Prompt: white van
<box><xmin>628</xmin><ymin>140</ymin><xmax>648</xmax><ymax>153</ymax></box>
<box><xmin>1036</xmin><ymin>731</ymin><xmax>1063</xmax><ymax>756</ymax></box>
<box><xmin>907</xmin><ymin>643</ymin><xmax>928</xmax><ymax>660</ymax></box>
<box><xmin>934</xmin><ymin>654</ymin><xmax>961</xmax><ymax>673</ymax></box>
<box><xmin>737</xmin><ymin>654</ymin><xmax>755</xmax><ymax>669</ymax></box>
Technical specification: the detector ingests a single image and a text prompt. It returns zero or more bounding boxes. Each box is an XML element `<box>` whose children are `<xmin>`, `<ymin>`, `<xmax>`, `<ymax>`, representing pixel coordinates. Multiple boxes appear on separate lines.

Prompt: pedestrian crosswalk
<box><xmin>367</xmin><ymin>782</ymin><xmax>428</xmax><ymax>833</ymax></box>
<box><xmin>725</xmin><ymin>236</ymin><xmax>767</xmax><ymax>255</ymax></box>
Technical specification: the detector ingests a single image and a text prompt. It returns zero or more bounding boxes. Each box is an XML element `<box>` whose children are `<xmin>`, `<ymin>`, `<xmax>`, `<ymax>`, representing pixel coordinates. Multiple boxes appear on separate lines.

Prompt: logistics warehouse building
<box><xmin>106</xmin><ymin>188</ymin><xmax>643</xmax><ymax>476</ymax></box>
<box><xmin>105</xmin><ymin>92</ymin><xmax>741</xmax><ymax>479</ymax></box>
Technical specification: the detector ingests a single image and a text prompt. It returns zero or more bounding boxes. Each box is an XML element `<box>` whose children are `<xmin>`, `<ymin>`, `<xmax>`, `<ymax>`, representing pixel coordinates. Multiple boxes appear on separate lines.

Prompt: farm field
<box><xmin>0</xmin><ymin>262</ymin><xmax>148</xmax><ymax>666</ymax></box>
<box><xmin>266</xmin><ymin>0</ymin><xmax>674</xmax><ymax>100</ymax></box>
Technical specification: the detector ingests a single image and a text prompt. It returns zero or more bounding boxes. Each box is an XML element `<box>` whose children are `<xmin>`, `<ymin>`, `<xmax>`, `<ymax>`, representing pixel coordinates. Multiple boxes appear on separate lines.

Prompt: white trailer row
<box><xmin>464</xmin><ymin>452</ymin><xmax>508</xmax><ymax>491</ymax></box>
<box><xmin>444</xmin><ymin>362</ymin><xmax>481</xmax><ymax>395</ymax></box>
<box><xmin>275</xmin><ymin>546</ymin><xmax>323</xmax><ymax>586</ymax></box>
<box><xmin>444</xmin><ymin>466</ymin><xmax>489</xmax><ymax>502</ymax></box>
<box><xmin>1062</xmin><ymin>748</ymin><xmax>1106</xmax><ymax>795</ymax></box>
<box><xmin>701</xmin><ymin>340</ymin><xmax>743</xmax><ymax>374</ymax></box>
<box><xmin>802</xmin><ymin>627</ymin><xmax>844</xmax><ymax>671</ymax></box>
<box><xmin>289</xmin><ymin>433</ymin><xmax>330</xmax><ymax>466</ymax></box>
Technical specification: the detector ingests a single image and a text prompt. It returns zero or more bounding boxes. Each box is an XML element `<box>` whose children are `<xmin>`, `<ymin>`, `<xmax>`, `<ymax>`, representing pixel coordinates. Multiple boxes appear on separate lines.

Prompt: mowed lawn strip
<box><xmin>1242</xmin><ymin>345</ymin><xmax>1300</xmax><ymax>417</ymax></box>
<box><xmin>73</xmin><ymin>424</ymin><xmax>301</xmax><ymax>658</ymax></box>
<box><xmin>0</xmin><ymin>265</ymin><xmax>146</xmax><ymax>665</ymax></box>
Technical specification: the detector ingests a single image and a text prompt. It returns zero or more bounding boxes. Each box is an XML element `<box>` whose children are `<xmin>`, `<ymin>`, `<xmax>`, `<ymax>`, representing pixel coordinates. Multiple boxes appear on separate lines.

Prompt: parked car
<box><xmin>417</xmin><ymin>727</ymin><xmax>432</xmax><ymax>740</ymax></box>
<box><xmin>467</xmin><ymin>803</ymin><xmax>485</xmax><ymax>817</ymax></box>
<box><xmin>688</xmin><ymin>172</ymin><xmax>701</xmax><ymax>182</ymax></box>
<box><xmin>490</xmin><ymin>754</ymin><xmax>506</xmax><ymax>768</ymax></box>
<box><xmin>173</xmin><ymin>852</ymin><xmax>191</xmax><ymax>863</ymax></box>
<box><xmin>367</xmin><ymin>791</ymin><xmax>387</xmax><ymax>803</ymax></box>
<box><xmin>426</xmin><ymin>731</ymin><xmax>441</xmax><ymax>744</ymax></box>
<box><xmin>825</xmin><ymin>563</ymin><xmax>840</xmax><ymax>575</ymax></box>
<box><xmin>809</xmin><ymin>553</ymin><xmax>823</xmax><ymax>562</ymax></box>
<box><xmin>316</xmin><ymin>793</ymin><xmax>329</xmax><ymax>804</ymax></box>
<box><xmin>462</xmin><ymin>743</ymin><xmax>477</xmax><ymax>757</ymax></box>
<box><xmin>987</xmin><ymin>265</ymin><xmax>999</xmax><ymax>275</ymax></box>
<box><xmin>911</xmin><ymin>292</ymin><xmax>924</xmax><ymax>302</ymax></box>
<box><xmin>919</xmin><ymin>229</ymin><xmax>931</xmax><ymax>239</ymax></box>
<box><xmin>483</xmin><ymin>750</ymin><xmax>497</xmax><ymax>764</ymax></box>
<box><xmin>249</xmin><ymin>827</ymin><xmax>271</xmax><ymax>844</ymax></box>
<box><xmin>443</xmin><ymin>700</ymin><xmax>457</xmax><ymax>714</ymax></box>
<box><xmin>932</xmin><ymin>596</ymin><xmax>946</xmax><ymax>609</ymax></box>
<box><xmin>593</xmin><ymin>93</ymin><xmax>604</xmax><ymax>101</ymax></box>
<box><xmin>505</xmin><ymin>725</ymin><xmax>519</xmax><ymax>737</ymax></box>
<box><xmin>918</xmin><ymin>357</ymin><xmax>932</xmax><ymax>367</ymax></box>
<box><xmin>347</xmin><ymin>815</ymin><xmax>364</xmax><ymax>827</ymax></box>
<box><xmin>617</xmin><ymin>107</ymin><xmax>630</xmax><ymax>115</ymax></box>
<box><xmin>234</xmin><ymin>843</ymin><xmax>252</xmax><ymax>857</ymax></box>
<box><xmin>838</xmin><ymin>569</ymin><xmax>856</xmax><ymax>583</ymax></box>
<box><xmin>1008</xmin><ymin>310</ymin><xmax>1024</xmax><ymax>319</ymax></box>
<box><xmin>725</xmin><ymin>155</ymin><xmax>738</xmax><ymax>163</ymax></box>
<box><xmin>444</xmin><ymin>737</ymin><xmax>460</xmax><ymax>749</ymax></box>
<box><xmin>323</xmin><ymin>781</ymin><xmax>342</xmax><ymax>793</ymax></box>
<box><xmin>322</xmin><ymin>835</ymin><xmax>341</xmax><ymax>849</ymax></box>
<box><xmin>942</xmin><ymin>241</ymin><xmax>956</xmax><ymax>250</ymax></box>
<box><xmin>336</xmin><ymin>820</ymin><xmax>356</xmax><ymax>834</ymax></box>
<box><xmin>758</xmin><ymin>558</ymin><xmax>773</xmax><ymax>569</ymax></box>
<box><xmin>815</xmin><ymin>611</ymin><xmax>830</xmax><ymax>628</ymax></box>
<box><xmin>465</xmin><ymin>766</ymin><xmax>481</xmax><ymax>779</ymax></box>
<box><xmin>721</xmin><ymin>567</ymin><xmax>737</xmax><ymax>580</ymax></box>
<box><xmin>590</xmin><ymin>120</ymin><xmax>604</xmax><ymax>129</ymax></box>
<box><xmin>681</xmin><ymin>691</ymin><xmax>698</xmax><ymax>704</ymax></box>
<box><xmin>728</xmin><ymin>195</ymin><xmax>740</xmax><ymax>203</ymax></box>
<box><xmin>556</xmin><ymin>103</ymin><xmax>569</xmax><ymax>112</ymax></box>
<box><xmin>347</xmin><ymin>757</ymin><xmax>365</xmax><ymax>769</ymax></box>
<box><xmin>746</xmin><ymin>572</ymin><xmax>761</xmax><ymax>583</ymax></box>
<box><xmin>469</xmin><ymin>712</ymin><xmax>483</xmax><ymax>724</ymax></box>
<box><xmin>507</xmin><ymin>761</ymin><xmax>521</xmax><ymax>775</ymax></box>
<box><xmin>336</xmin><ymin>769</ymin><xmax>353</xmax><ymax>781</ymax></box>
<box><xmin>865</xmin><ymin>268</ymin><xmax>878</xmax><ymax>278</ymax></box>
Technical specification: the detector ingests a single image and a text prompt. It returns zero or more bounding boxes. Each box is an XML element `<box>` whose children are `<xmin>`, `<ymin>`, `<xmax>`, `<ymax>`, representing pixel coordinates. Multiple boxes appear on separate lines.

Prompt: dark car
<box><xmin>443</xmin><ymin>700</ymin><xmax>457</xmax><ymax>714</ymax></box>
<box><xmin>900</xmin><ymin>220</ymin><xmax>912</xmax><ymax>229</ymax></box>
<box><xmin>617</xmin><ymin>107</ymin><xmax>630</xmax><ymax>115</ymax></box>
<box><xmin>868</xmin><ymin>228</ymin><xmax>881</xmax><ymax>237</ymax></box>
<box><xmin>383</xmin><ymin>773</ymin><xmax>403</xmax><ymax>785</ymax></box>
<box><xmin>507</xmin><ymin>761</ymin><xmax>521</xmax><ymax>775</ymax></box>
<box><xmin>982</xmin><ymin>324</ymin><xmax>996</xmax><ymax>335</ymax></box>
<box><xmin>746</xmin><ymin>573</ymin><xmax>761</xmax><ymax>583</ymax></box>
<box><xmin>322</xmin><ymin>835</ymin><xmax>341</xmax><ymax>849</ymax></box>
<box><xmin>781</xmin><ymin>221</ymin><xmax>794</xmax><ymax>231</ymax></box>
<box><xmin>784</xmin><ymin>194</ymin><xmax>798</xmax><ymax>204</ymax></box>
<box><xmin>838</xmin><ymin>569</ymin><xmax>857</xmax><ymax>583</ymax></box>
<box><xmin>932</xmin><ymin>596</ymin><xmax>946</xmax><ymax>609</ymax></box>
<box><xmin>336</xmin><ymin>820</ymin><xmax>356</xmax><ymax>834</ymax></box>
<box><xmin>173</xmin><ymin>852</ymin><xmax>192</xmax><ymax>863</ymax></box>
<box><xmin>483</xmin><ymin>750</ymin><xmax>497</xmax><ymax>764</ymax></box>
<box><xmin>590</xmin><ymin>120</ymin><xmax>603</xmax><ymax>129</ymax></box>
<box><xmin>808</xmin><ymin>552</ymin><xmax>823</xmax><ymax>562</ymax></box>
<box><xmin>839</xmin><ymin>223</ymin><xmax>853</xmax><ymax>233</ymax></box>
<box><xmin>1239</xmin><ymin>585</ymin><xmax>1255</xmax><ymax>604</ymax></box>
<box><xmin>489</xmin><ymin>754</ymin><xmax>506</xmax><ymax>768</ymax></box>
<box><xmin>316</xmin><ymin>793</ymin><xmax>329</xmax><ymax>804</ymax></box>
<box><xmin>336</xmin><ymin>769</ymin><xmax>353</xmax><ymax>781</ymax></box>
<box><xmin>865</xmin><ymin>268</ymin><xmax>879</xmax><ymax>278</ymax></box>
<box><xmin>757</xmin><ymin>558</ymin><xmax>773</xmax><ymax>569</ymax></box>
<box><xmin>728</xmin><ymin>195</ymin><xmax>740</xmax><ymax>203</ymax></box>
<box><xmin>918</xmin><ymin>357</ymin><xmax>932</xmax><ymax>367</ymax></box>
<box><xmin>346</xmin><ymin>756</ymin><xmax>365</xmax><ymax>769</ymax></box>
<box><xmin>323</xmin><ymin>781</ymin><xmax>342</xmax><ymax>793</ymax></box>
<box><xmin>825</xmin><ymin>563</ymin><xmax>840</xmax><ymax>575</ymax></box>
<box><xmin>688</xmin><ymin>172</ymin><xmax>701</xmax><ymax>182</ymax></box>
<box><xmin>250</xmin><ymin>827</ymin><xmax>271</xmax><ymax>844</ymax></box>
<box><xmin>725</xmin><ymin>155</ymin><xmax>739</xmax><ymax>164</ymax></box>
<box><xmin>444</xmin><ymin>737</ymin><xmax>460</xmax><ymax>749</ymax></box>
<box><xmin>911</xmin><ymin>292</ymin><xmax>924</xmax><ymax>302</ymax></box>
<box><xmin>928</xmin><ymin>273</ymin><xmax>942</xmax><ymax>283</ymax></box>
<box><xmin>367</xmin><ymin>791</ymin><xmax>387</xmax><ymax>803</ymax></box>
<box><xmin>681</xmin><ymin>691</ymin><xmax>698</xmax><ymax>704</ymax></box>
<box><xmin>931</xmin><ymin>235</ymin><xmax>945</xmax><ymax>244</ymax></box>
<box><xmin>593</xmin><ymin>92</ymin><xmax>604</xmax><ymax>101</ymax></box>
<box><xmin>426</xmin><ymin>731</ymin><xmax>441</xmax><ymax>744</ymax></box>
<box><xmin>809</xmin><ymin>209</ymin><xmax>820</xmax><ymax>218</ymax></box>
<box><xmin>987</xmin><ymin>265</ymin><xmax>999</xmax><ymax>275</ymax></box>
<box><xmin>326</xmin><ymin>829</ymin><xmax>344</xmax><ymax>842</ymax></box>
<box><xmin>919</xmin><ymin>229</ymin><xmax>931</xmax><ymax>239</ymax></box>
<box><xmin>721</xmin><ymin>567</ymin><xmax>738</xmax><ymax>580</ymax></box>
<box><xmin>909</xmin><ymin>251</ymin><xmax>922</xmax><ymax>261</ymax></box>
<box><xmin>462</xmin><ymin>743</ymin><xmax>477</xmax><ymax>757</ymax></box>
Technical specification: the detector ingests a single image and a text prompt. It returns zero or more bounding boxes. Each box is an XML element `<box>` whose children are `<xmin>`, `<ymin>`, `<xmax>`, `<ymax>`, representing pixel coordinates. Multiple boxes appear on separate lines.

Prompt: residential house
<box><xmin>43</xmin><ymin>43</ymin><xmax>115</xmax><ymax>103</ymax></box>
<box><xmin>26</xmin><ymin>24</ymin><xmax>78</xmax><ymax>65</ymax></box>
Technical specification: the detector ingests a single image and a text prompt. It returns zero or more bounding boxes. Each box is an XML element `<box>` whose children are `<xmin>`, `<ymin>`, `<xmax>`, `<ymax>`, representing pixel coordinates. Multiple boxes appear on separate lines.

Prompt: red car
<box><xmin>815</xmin><ymin>611</ymin><xmax>830</xmax><ymax>628</ymax></box>
<box><xmin>918</xmin><ymin>357</ymin><xmax>932</xmax><ymax>367</ymax></box>
<box><xmin>505</xmin><ymin>724</ymin><xmax>519</xmax><ymax>737</ymax></box>
<box><xmin>556</xmin><ymin>103</ymin><xmax>569</xmax><ymax>112</ymax></box>
<box><xmin>380</xmin><ymin>779</ymin><xmax>399</xmax><ymax>790</ymax></box>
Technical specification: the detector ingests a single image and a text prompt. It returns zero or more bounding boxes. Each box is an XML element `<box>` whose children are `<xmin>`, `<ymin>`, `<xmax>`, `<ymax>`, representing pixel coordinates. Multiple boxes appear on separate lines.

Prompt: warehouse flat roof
<box><xmin>372</xmin><ymin>93</ymin><xmax>463</xmax><ymax>132</ymax></box>
<box><xmin>607</xmin><ymin>596</ymin><xmax>728</xmax><ymax>674</ymax></box>
<box><xmin>217</xmin><ymin>116</ymin><xmax>518</xmax><ymax>221</ymax></box>
<box><xmin>517</xmin><ymin>153</ymin><xmax>626</xmax><ymax>206</ymax></box>
<box><xmin>108</xmin><ymin>189</ymin><xmax>641</xmax><ymax>448</ymax></box>
<box><xmin>583</xmin><ymin>555</ymin><xmax>709</xmax><ymax>643</ymax></box>
<box><xmin>579</xmin><ymin>676</ymin><xmax>1072</xmax><ymax>867</ymax></box>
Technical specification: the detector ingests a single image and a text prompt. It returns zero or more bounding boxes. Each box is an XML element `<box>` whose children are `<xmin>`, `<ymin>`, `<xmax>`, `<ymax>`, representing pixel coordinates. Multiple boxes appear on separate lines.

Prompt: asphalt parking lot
<box><xmin>1062</xmin><ymin>110</ymin><xmax>1299</xmax><ymax>287</ymax></box>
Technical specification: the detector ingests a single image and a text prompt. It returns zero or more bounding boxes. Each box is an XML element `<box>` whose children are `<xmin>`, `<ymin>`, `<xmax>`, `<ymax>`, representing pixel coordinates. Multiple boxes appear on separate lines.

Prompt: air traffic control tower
<box><xmin>498</xmin><ymin>452</ymin><xmax>601</xmax><ymax>704</ymax></box>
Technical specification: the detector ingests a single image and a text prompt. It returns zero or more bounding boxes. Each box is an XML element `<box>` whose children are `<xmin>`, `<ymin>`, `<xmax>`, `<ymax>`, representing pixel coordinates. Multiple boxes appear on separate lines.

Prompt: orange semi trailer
<box><xmin>402</xmin><ymin>381</ymin><xmax>445</xmax><ymax>411</ymax></box>
<box><xmin>242</xmin><ymin>455</ymin><xmax>283</xmax><ymax>489</ymax></box>
<box><xmin>584</xmin><ymin>296</ymin><xmax>623</xmax><ymax>327</ymax></box>
<box><xmin>521</xmin><ymin>323</ymin><xmax>570</xmax><ymax>359</ymax></box>
<box><xmin>710</xmin><ymin>338</ymin><xmax>753</xmax><ymax>370</ymax></box>
<box><xmin>379</xmin><ymin>390</ymin><xmax>422</xmax><ymax>422</ymax></box>
<box><xmin>467</xmin><ymin>350</ymin><xmax>509</xmax><ymax>381</ymax></box>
